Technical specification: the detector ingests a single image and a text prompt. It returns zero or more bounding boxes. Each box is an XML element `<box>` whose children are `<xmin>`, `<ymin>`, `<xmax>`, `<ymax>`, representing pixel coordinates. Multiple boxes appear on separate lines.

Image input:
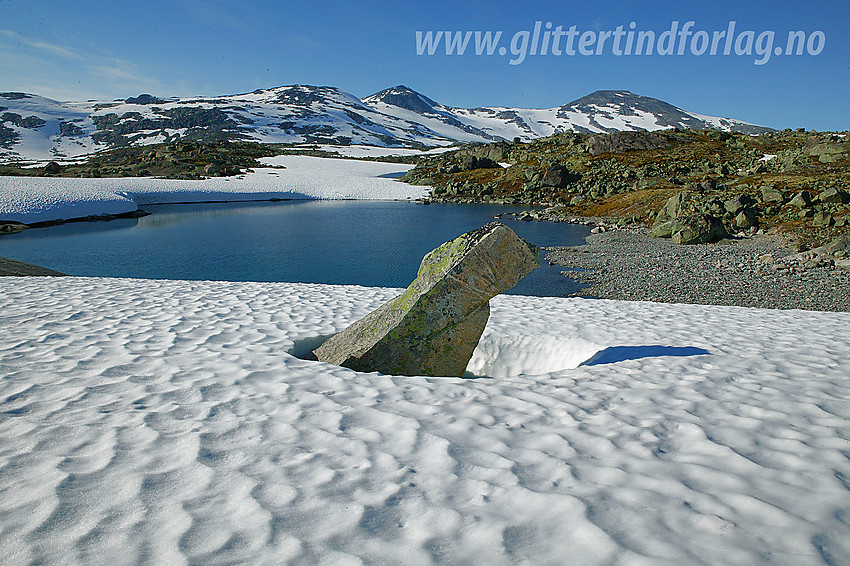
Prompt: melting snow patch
<box><xmin>0</xmin><ymin>156</ymin><xmax>426</xmax><ymax>224</ymax></box>
<box><xmin>466</xmin><ymin>333</ymin><xmax>602</xmax><ymax>378</ymax></box>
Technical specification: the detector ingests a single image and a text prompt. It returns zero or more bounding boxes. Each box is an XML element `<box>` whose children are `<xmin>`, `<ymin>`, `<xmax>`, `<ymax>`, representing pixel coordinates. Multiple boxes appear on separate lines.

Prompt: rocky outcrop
<box><xmin>650</xmin><ymin>192</ymin><xmax>689</xmax><ymax>238</ymax></box>
<box><xmin>586</xmin><ymin>130</ymin><xmax>672</xmax><ymax>156</ymax></box>
<box><xmin>651</xmin><ymin>192</ymin><xmax>728</xmax><ymax>244</ymax></box>
<box><xmin>540</xmin><ymin>164</ymin><xmax>579</xmax><ymax>188</ymax></box>
<box><xmin>669</xmin><ymin>214</ymin><xmax>728</xmax><ymax>245</ymax></box>
<box><xmin>313</xmin><ymin>223</ymin><xmax>539</xmax><ymax>377</ymax></box>
<box><xmin>457</xmin><ymin>142</ymin><xmax>512</xmax><ymax>163</ymax></box>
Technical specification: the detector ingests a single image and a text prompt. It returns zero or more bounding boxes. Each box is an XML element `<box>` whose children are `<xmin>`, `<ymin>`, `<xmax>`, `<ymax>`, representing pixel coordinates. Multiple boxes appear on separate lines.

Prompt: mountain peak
<box><xmin>365</xmin><ymin>85</ymin><xmax>441</xmax><ymax>114</ymax></box>
<box><xmin>556</xmin><ymin>90</ymin><xmax>769</xmax><ymax>134</ymax></box>
<box><xmin>0</xmin><ymin>84</ymin><xmax>772</xmax><ymax>163</ymax></box>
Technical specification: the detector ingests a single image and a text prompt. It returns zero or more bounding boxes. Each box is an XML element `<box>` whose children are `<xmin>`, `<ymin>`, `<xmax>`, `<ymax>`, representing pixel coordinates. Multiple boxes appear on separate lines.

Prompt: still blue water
<box><xmin>0</xmin><ymin>200</ymin><xmax>589</xmax><ymax>297</ymax></box>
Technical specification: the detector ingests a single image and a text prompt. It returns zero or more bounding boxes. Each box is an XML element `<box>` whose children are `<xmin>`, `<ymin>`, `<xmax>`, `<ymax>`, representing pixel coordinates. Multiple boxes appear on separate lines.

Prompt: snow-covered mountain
<box><xmin>0</xmin><ymin>85</ymin><xmax>771</xmax><ymax>162</ymax></box>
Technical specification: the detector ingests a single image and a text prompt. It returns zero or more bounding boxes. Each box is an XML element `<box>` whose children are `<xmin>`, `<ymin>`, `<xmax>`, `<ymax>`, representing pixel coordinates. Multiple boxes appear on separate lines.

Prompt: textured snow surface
<box><xmin>2</xmin><ymin>277</ymin><xmax>849</xmax><ymax>565</ymax></box>
<box><xmin>0</xmin><ymin>156</ymin><xmax>425</xmax><ymax>223</ymax></box>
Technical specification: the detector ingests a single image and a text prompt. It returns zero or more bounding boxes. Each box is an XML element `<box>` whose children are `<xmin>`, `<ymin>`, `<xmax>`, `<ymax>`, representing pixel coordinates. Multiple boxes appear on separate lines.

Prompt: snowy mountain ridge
<box><xmin>0</xmin><ymin>85</ymin><xmax>771</xmax><ymax>162</ymax></box>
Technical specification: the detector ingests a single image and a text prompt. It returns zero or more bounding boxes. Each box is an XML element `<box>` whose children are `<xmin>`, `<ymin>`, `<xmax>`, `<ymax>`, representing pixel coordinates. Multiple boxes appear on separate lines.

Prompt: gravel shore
<box><xmin>0</xmin><ymin>257</ymin><xmax>67</xmax><ymax>277</ymax></box>
<box><xmin>546</xmin><ymin>229</ymin><xmax>850</xmax><ymax>312</ymax></box>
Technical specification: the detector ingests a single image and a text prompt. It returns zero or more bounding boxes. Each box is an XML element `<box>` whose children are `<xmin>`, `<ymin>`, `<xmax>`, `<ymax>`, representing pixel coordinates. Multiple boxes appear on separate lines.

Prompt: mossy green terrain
<box><xmin>401</xmin><ymin>129</ymin><xmax>850</xmax><ymax>249</ymax></box>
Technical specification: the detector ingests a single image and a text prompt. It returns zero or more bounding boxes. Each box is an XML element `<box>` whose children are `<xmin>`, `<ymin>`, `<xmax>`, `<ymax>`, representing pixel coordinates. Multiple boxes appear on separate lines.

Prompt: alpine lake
<box><xmin>0</xmin><ymin>200</ymin><xmax>590</xmax><ymax>297</ymax></box>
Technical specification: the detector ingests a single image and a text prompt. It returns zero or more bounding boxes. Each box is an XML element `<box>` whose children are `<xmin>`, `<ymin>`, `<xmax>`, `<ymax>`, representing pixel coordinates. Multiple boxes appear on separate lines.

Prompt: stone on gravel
<box><xmin>670</xmin><ymin>214</ymin><xmax>728</xmax><ymax>245</ymax></box>
<box><xmin>827</xmin><ymin>234</ymin><xmax>850</xmax><ymax>256</ymax></box>
<box><xmin>650</xmin><ymin>192</ymin><xmax>687</xmax><ymax>238</ymax></box>
<box><xmin>734</xmin><ymin>209</ymin><xmax>759</xmax><ymax>230</ymax></box>
<box><xmin>313</xmin><ymin>222</ymin><xmax>539</xmax><ymax>377</ymax></box>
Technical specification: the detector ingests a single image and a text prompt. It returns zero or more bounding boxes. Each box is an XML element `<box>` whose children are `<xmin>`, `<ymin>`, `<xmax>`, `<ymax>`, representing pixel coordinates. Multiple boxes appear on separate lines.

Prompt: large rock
<box><xmin>586</xmin><ymin>131</ymin><xmax>670</xmax><ymax>156</ymax></box>
<box><xmin>815</xmin><ymin>187</ymin><xmax>849</xmax><ymax>204</ymax></box>
<box><xmin>760</xmin><ymin>185</ymin><xmax>785</xmax><ymax>203</ymax></box>
<box><xmin>458</xmin><ymin>142</ymin><xmax>511</xmax><ymax>163</ymax></box>
<box><xmin>650</xmin><ymin>192</ymin><xmax>689</xmax><ymax>238</ymax></box>
<box><xmin>540</xmin><ymin>164</ymin><xmax>578</xmax><ymax>188</ymax></box>
<box><xmin>734</xmin><ymin>208</ymin><xmax>759</xmax><ymax>230</ymax></box>
<box><xmin>313</xmin><ymin>222</ymin><xmax>539</xmax><ymax>377</ymax></box>
<box><xmin>670</xmin><ymin>214</ymin><xmax>728</xmax><ymax>245</ymax></box>
<box><xmin>789</xmin><ymin>191</ymin><xmax>812</xmax><ymax>208</ymax></box>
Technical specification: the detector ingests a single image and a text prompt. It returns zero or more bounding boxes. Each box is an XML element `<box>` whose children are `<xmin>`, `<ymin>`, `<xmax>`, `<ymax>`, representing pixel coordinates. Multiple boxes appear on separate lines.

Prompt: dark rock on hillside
<box><xmin>365</xmin><ymin>85</ymin><xmax>503</xmax><ymax>141</ymax></box>
<box><xmin>91</xmin><ymin>107</ymin><xmax>250</xmax><ymax>147</ymax></box>
<box><xmin>367</xmin><ymin>85</ymin><xmax>443</xmax><ymax>114</ymax></box>
<box><xmin>59</xmin><ymin>121</ymin><xmax>85</xmax><ymax>137</ymax></box>
<box><xmin>586</xmin><ymin>130</ymin><xmax>672</xmax><ymax>156</ymax></box>
<box><xmin>540</xmin><ymin>164</ymin><xmax>580</xmax><ymax>188</ymax></box>
<box><xmin>125</xmin><ymin>94</ymin><xmax>165</xmax><ymax>105</ymax></box>
<box><xmin>2</xmin><ymin>112</ymin><xmax>46</xmax><ymax>129</ymax></box>
<box><xmin>0</xmin><ymin>92</ymin><xmax>31</xmax><ymax>100</ymax></box>
<box><xmin>0</xmin><ymin>123</ymin><xmax>18</xmax><ymax>148</ymax></box>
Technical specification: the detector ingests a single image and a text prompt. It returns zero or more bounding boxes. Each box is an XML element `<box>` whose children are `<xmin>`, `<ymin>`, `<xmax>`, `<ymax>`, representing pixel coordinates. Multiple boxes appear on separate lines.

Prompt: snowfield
<box><xmin>0</xmin><ymin>156</ymin><xmax>427</xmax><ymax>224</ymax></box>
<box><xmin>1</xmin><ymin>277</ymin><xmax>849</xmax><ymax>565</ymax></box>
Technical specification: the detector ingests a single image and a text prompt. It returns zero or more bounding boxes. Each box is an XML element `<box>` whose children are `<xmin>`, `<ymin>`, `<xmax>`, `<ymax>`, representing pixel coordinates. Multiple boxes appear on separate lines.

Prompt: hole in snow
<box><xmin>289</xmin><ymin>332</ymin><xmax>604</xmax><ymax>377</ymax></box>
<box><xmin>290</xmin><ymin>332</ymin><xmax>710</xmax><ymax>378</ymax></box>
<box><xmin>289</xmin><ymin>334</ymin><xmax>336</xmax><ymax>361</ymax></box>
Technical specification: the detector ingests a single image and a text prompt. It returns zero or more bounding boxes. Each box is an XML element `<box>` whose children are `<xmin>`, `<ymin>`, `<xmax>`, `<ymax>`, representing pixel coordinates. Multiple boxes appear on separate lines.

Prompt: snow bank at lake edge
<box><xmin>0</xmin><ymin>156</ymin><xmax>427</xmax><ymax>224</ymax></box>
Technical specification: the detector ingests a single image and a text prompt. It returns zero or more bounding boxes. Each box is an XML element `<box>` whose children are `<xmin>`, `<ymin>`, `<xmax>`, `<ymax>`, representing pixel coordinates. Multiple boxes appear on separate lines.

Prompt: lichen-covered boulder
<box><xmin>651</xmin><ymin>192</ymin><xmax>728</xmax><ymax>244</ymax></box>
<box><xmin>313</xmin><ymin>222</ymin><xmax>539</xmax><ymax>377</ymax></box>
<box><xmin>760</xmin><ymin>185</ymin><xmax>785</xmax><ymax>204</ymax></box>
<box><xmin>650</xmin><ymin>192</ymin><xmax>688</xmax><ymax>238</ymax></box>
<box><xmin>670</xmin><ymin>214</ymin><xmax>728</xmax><ymax>245</ymax></box>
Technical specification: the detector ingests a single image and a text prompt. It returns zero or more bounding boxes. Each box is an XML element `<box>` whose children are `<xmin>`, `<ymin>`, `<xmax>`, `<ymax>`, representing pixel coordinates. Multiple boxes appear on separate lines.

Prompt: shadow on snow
<box><xmin>579</xmin><ymin>345</ymin><xmax>711</xmax><ymax>366</ymax></box>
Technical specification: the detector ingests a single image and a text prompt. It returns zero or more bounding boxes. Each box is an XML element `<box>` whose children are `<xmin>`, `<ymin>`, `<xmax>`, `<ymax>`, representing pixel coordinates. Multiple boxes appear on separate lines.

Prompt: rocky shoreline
<box><xmin>545</xmin><ymin>228</ymin><xmax>850</xmax><ymax>312</ymax></box>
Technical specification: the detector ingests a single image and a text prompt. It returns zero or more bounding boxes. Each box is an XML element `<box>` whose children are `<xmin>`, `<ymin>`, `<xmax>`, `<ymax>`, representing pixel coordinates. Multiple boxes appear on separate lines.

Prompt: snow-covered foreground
<box><xmin>1</xmin><ymin>277</ymin><xmax>849</xmax><ymax>565</ymax></box>
<box><xmin>0</xmin><ymin>156</ymin><xmax>425</xmax><ymax>224</ymax></box>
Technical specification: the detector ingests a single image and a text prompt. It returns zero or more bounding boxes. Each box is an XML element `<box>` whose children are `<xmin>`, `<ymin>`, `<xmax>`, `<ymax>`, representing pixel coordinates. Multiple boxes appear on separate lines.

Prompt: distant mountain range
<box><xmin>0</xmin><ymin>85</ymin><xmax>772</xmax><ymax>162</ymax></box>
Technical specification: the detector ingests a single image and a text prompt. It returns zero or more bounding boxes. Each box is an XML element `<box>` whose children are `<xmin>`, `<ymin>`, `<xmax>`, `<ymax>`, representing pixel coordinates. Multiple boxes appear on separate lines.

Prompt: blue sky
<box><xmin>1</xmin><ymin>0</ymin><xmax>848</xmax><ymax>130</ymax></box>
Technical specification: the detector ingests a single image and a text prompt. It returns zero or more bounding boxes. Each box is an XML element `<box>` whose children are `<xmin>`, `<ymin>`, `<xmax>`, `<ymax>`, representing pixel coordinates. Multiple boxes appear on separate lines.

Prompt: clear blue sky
<box><xmin>1</xmin><ymin>0</ymin><xmax>848</xmax><ymax>130</ymax></box>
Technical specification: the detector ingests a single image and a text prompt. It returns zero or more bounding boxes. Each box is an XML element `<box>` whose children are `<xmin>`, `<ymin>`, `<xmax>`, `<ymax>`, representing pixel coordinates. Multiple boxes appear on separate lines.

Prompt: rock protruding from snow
<box><xmin>313</xmin><ymin>222</ymin><xmax>539</xmax><ymax>376</ymax></box>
